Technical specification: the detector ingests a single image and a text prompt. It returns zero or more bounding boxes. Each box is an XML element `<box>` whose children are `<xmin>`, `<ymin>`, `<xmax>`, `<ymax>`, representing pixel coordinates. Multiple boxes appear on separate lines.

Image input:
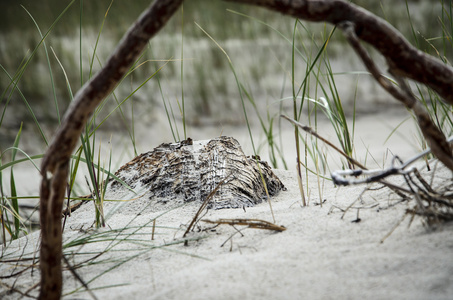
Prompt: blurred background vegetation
<box><xmin>0</xmin><ymin>0</ymin><xmax>450</xmax><ymax>147</ymax></box>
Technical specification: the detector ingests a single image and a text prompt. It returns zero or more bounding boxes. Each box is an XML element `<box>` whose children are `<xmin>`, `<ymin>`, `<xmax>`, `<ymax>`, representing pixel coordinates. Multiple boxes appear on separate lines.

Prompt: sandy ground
<box><xmin>1</xmin><ymin>153</ymin><xmax>452</xmax><ymax>299</ymax></box>
<box><xmin>1</xmin><ymin>110</ymin><xmax>453</xmax><ymax>299</ymax></box>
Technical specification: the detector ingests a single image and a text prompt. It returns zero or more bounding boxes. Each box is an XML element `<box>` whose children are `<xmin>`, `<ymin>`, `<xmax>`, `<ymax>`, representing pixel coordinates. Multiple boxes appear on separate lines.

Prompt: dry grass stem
<box><xmin>333</xmin><ymin>150</ymin><xmax>453</xmax><ymax>224</ymax></box>
<box><xmin>282</xmin><ymin>115</ymin><xmax>410</xmax><ymax>199</ymax></box>
<box><xmin>183</xmin><ymin>174</ymin><xmax>233</xmax><ymax>240</ymax></box>
<box><xmin>281</xmin><ymin>115</ymin><xmax>366</xmax><ymax>169</ymax></box>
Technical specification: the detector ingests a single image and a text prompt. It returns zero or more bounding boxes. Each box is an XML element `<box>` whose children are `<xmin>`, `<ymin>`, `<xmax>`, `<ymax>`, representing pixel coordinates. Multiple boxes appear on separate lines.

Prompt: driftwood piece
<box><xmin>108</xmin><ymin>136</ymin><xmax>285</xmax><ymax>209</ymax></box>
<box><xmin>38</xmin><ymin>1</ymin><xmax>183</xmax><ymax>299</ymax></box>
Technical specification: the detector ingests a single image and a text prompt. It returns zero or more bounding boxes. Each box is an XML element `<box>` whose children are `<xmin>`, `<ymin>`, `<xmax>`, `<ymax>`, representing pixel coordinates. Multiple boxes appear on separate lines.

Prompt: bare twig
<box><xmin>332</xmin><ymin>146</ymin><xmax>453</xmax><ymax>224</ymax></box>
<box><xmin>38</xmin><ymin>1</ymin><xmax>183</xmax><ymax>299</ymax></box>
<box><xmin>281</xmin><ymin>115</ymin><xmax>366</xmax><ymax>170</ymax></box>
<box><xmin>380</xmin><ymin>214</ymin><xmax>407</xmax><ymax>243</ymax></box>
<box><xmin>202</xmin><ymin>218</ymin><xmax>287</xmax><ymax>232</ymax></box>
<box><xmin>281</xmin><ymin>115</ymin><xmax>410</xmax><ymax>199</ymax></box>
<box><xmin>183</xmin><ymin>174</ymin><xmax>233</xmax><ymax>242</ymax></box>
<box><xmin>331</xmin><ymin>136</ymin><xmax>453</xmax><ymax>186</ymax></box>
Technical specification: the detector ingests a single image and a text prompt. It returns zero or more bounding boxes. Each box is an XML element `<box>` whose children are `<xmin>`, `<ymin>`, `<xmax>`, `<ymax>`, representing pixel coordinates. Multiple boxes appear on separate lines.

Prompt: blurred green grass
<box><xmin>0</xmin><ymin>0</ymin><xmax>450</xmax><ymax>146</ymax></box>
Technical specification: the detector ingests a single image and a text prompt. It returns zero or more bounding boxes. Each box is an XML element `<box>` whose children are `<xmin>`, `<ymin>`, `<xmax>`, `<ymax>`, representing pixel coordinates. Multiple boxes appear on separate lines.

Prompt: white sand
<box><xmin>1</xmin><ymin>160</ymin><xmax>452</xmax><ymax>300</ymax></box>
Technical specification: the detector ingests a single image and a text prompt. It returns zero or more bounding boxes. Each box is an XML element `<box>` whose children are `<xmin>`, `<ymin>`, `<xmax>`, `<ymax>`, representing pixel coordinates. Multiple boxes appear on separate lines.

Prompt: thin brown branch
<box><xmin>202</xmin><ymin>218</ymin><xmax>287</xmax><ymax>232</ymax></box>
<box><xmin>38</xmin><ymin>1</ymin><xmax>183</xmax><ymax>299</ymax></box>
<box><xmin>339</xmin><ymin>21</ymin><xmax>453</xmax><ymax>172</ymax></box>
<box><xmin>183</xmin><ymin>174</ymin><xmax>232</xmax><ymax>241</ymax></box>
<box><xmin>281</xmin><ymin>115</ymin><xmax>367</xmax><ymax>170</ymax></box>
<box><xmin>281</xmin><ymin>115</ymin><xmax>410</xmax><ymax>199</ymax></box>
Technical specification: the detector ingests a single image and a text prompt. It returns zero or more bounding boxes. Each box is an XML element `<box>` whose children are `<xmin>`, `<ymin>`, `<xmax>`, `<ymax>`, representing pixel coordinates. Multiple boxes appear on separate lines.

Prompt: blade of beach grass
<box><xmin>130</xmin><ymin>88</ymin><xmax>137</xmax><ymax>157</ymax></box>
<box><xmin>0</xmin><ymin>65</ymin><xmax>49</xmax><ymax>145</ymax></box>
<box><xmin>226</xmin><ymin>9</ymin><xmax>307</xmax><ymax>62</ymax></box>
<box><xmin>100</xmin><ymin>137</ymin><xmax>113</xmax><ymax>203</ymax></box>
<box><xmin>63</xmin><ymin>149</ymin><xmax>83</xmax><ymax>230</ymax></box>
<box><xmin>291</xmin><ymin>22</ymin><xmax>335</xmax><ymax>206</ymax></box>
<box><xmin>383</xmin><ymin>116</ymin><xmax>413</xmax><ymax>145</ymax></box>
<box><xmin>90</xmin><ymin>61</ymin><xmax>170</xmax><ymax>134</ymax></box>
<box><xmin>325</xmin><ymin>59</ymin><xmax>354</xmax><ymax>167</ymax></box>
<box><xmin>9</xmin><ymin>123</ymin><xmax>23</xmax><ymax>239</ymax></box>
<box><xmin>405</xmin><ymin>0</ymin><xmax>420</xmax><ymax>49</ymax></box>
<box><xmin>80</xmin><ymin>125</ymin><xmax>103</xmax><ymax>227</ymax></box>
<box><xmin>291</xmin><ymin>21</ymin><xmax>306</xmax><ymax>206</ymax></box>
<box><xmin>79</xmin><ymin>0</ymin><xmax>84</xmax><ymax>86</ymax></box>
<box><xmin>88</xmin><ymin>0</ymin><xmax>114</xmax><ymax>79</ymax></box>
<box><xmin>277</xmin><ymin>78</ymin><xmax>289</xmax><ymax>170</ymax></box>
<box><xmin>180</xmin><ymin>4</ymin><xmax>187</xmax><ymax>139</ymax></box>
<box><xmin>0</xmin><ymin>126</ymin><xmax>35</xmax><ymax>242</ymax></box>
<box><xmin>91</xmin><ymin>53</ymin><xmax>150</xmax><ymax>157</ymax></box>
<box><xmin>195</xmin><ymin>22</ymin><xmax>276</xmax><ymax>223</ymax></box>
<box><xmin>22</xmin><ymin>6</ymin><xmax>61</xmax><ymax>124</ymax></box>
<box><xmin>95</xmin><ymin>143</ymin><xmax>105</xmax><ymax>227</ymax></box>
<box><xmin>0</xmin><ymin>161</ymin><xmax>5</xmax><ymax>246</ymax></box>
<box><xmin>296</xmin><ymin>23</ymin><xmax>335</xmax><ymax>120</ymax></box>
<box><xmin>241</xmin><ymin>85</ymin><xmax>280</xmax><ymax>168</ymax></box>
<box><xmin>281</xmin><ymin>115</ymin><xmax>367</xmax><ymax>170</ymax></box>
<box><xmin>0</xmin><ymin>59</ymin><xmax>23</xmax><ymax>127</ymax></box>
<box><xmin>157</xmin><ymin>70</ymin><xmax>179</xmax><ymax>142</ymax></box>
<box><xmin>1</xmin><ymin>0</ymin><xmax>77</xmax><ymax>145</ymax></box>
<box><xmin>53</xmin><ymin>45</ymin><xmax>100</xmax><ymax>224</ymax></box>
<box><xmin>1</xmin><ymin>173</ymin><xmax>11</xmax><ymax>244</ymax></box>
<box><xmin>52</xmin><ymin>45</ymin><xmax>111</xmax><ymax>227</ymax></box>
<box><xmin>68</xmin><ymin>149</ymin><xmax>83</xmax><ymax>210</ymax></box>
<box><xmin>81</xmin><ymin>0</ymin><xmax>144</xmax><ymax>155</ymax></box>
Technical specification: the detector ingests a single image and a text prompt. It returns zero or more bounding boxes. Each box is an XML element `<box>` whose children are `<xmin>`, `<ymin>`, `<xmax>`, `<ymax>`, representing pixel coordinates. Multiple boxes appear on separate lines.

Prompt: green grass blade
<box><xmin>156</xmin><ymin>72</ymin><xmax>178</xmax><ymax>142</ymax></box>
<box><xmin>0</xmin><ymin>0</ymin><xmax>76</xmax><ymax>143</ymax></box>
<box><xmin>0</xmin><ymin>65</ymin><xmax>49</xmax><ymax>145</ymax></box>
<box><xmin>10</xmin><ymin>123</ymin><xmax>23</xmax><ymax>239</ymax></box>
<box><xmin>91</xmin><ymin>62</ymin><xmax>168</xmax><ymax>134</ymax></box>
<box><xmin>89</xmin><ymin>0</ymin><xmax>114</xmax><ymax>79</ymax></box>
<box><xmin>195</xmin><ymin>22</ymin><xmax>257</xmax><ymax>153</ymax></box>
<box><xmin>180</xmin><ymin>4</ymin><xmax>186</xmax><ymax>139</ymax></box>
<box><xmin>405</xmin><ymin>0</ymin><xmax>420</xmax><ymax>48</ymax></box>
<box><xmin>22</xmin><ymin>6</ymin><xmax>61</xmax><ymax>123</ymax></box>
<box><xmin>80</xmin><ymin>0</ymin><xmax>84</xmax><ymax>86</ymax></box>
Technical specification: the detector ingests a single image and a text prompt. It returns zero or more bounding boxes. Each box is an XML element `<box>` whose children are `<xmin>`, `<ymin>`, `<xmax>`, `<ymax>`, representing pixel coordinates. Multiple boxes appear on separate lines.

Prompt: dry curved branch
<box><xmin>38</xmin><ymin>1</ymin><xmax>183</xmax><ymax>299</ymax></box>
<box><xmin>225</xmin><ymin>0</ymin><xmax>453</xmax><ymax>170</ymax></box>
<box><xmin>338</xmin><ymin>21</ymin><xmax>453</xmax><ymax>171</ymax></box>
<box><xmin>224</xmin><ymin>0</ymin><xmax>453</xmax><ymax>104</ymax></box>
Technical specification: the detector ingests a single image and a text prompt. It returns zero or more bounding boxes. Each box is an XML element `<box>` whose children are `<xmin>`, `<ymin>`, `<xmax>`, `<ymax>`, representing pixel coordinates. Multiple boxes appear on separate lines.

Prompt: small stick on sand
<box><xmin>183</xmin><ymin>174</ymin><xmax>233</xmax><ymax>243</ymax></box>
<box><xmin>202</xmin><ymin>218</ymin><xmax>286</xmax><ymax>232</ymax></box>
